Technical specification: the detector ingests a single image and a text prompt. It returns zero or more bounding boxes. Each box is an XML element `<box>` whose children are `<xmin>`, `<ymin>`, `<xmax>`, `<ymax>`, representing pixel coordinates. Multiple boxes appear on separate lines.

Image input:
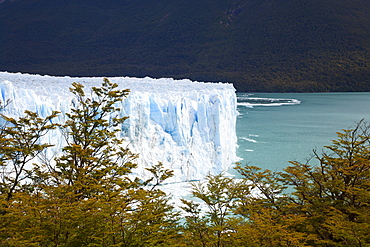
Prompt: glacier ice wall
<box><xmin>0</xmin><ymin>72</ymin><xmax>238</xmax><ymax>183</ymax></box>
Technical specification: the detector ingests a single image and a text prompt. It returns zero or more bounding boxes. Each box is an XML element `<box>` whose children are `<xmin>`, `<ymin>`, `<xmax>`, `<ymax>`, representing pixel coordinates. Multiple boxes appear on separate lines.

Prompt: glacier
<box><xmin>0</xmin><ymin>72</ymin><xmax>238</xmax><ymax>183</ymax></box>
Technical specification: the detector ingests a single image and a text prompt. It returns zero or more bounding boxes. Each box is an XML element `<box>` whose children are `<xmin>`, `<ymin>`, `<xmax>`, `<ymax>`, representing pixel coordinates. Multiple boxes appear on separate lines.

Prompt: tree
<box><xmin>2</xmin><ymin>79</ymin><xmax>368</xmax><ymax>246</ymax></box>
<box><xmin>180</xmin><ymin>173</ymin><xmax>244</xmax><ymax>247</ymax></box>
<box><xmin>51</xmin><ymin>79</ymin><xmax>134</xmax><ymax>192</ymax></box>
<box><xmin>281</xmin><ymin>120</ymin><xmax>370</xmax><ymax>246</ymax></box>
<box><xmin>234</xmin><ymin>165</ymin><xmax>315</xmax><ymax>246</ymax></box>
<box><xmin>235</xmin><ymin>120</ymin><xmax>370</xmax><ymax>246</ymax></box>
<box><xmin>0</xmin><ymin>109</ymin><xmax>59</xmax><ymax>201</ymax></box>
<box><xmin>0</xmin><ymin>79</ymin><xmax>179</xmax><ymax>246</ymax></box>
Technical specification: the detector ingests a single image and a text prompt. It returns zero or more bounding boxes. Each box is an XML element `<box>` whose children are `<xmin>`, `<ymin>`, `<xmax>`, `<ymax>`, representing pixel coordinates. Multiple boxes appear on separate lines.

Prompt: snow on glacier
<box><xmin>0</xmin><ymin>72</ymin><xmax>238</xmax><ymax>183</ymax></box>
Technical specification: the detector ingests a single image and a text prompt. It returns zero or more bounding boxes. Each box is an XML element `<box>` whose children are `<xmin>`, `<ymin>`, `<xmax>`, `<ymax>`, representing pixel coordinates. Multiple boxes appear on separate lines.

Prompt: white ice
<box><xmin>0</xmin><ymin>72</ymin><xmax>238</xmax><ymax>183</ymax></box>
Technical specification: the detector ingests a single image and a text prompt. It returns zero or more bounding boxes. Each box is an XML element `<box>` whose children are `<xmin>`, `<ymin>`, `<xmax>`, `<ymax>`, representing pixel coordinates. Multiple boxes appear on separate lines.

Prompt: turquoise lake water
<box><xmin>235</xmin><ymin>92</ymin><xmax>370</xmax><ymax>172</ymax></box>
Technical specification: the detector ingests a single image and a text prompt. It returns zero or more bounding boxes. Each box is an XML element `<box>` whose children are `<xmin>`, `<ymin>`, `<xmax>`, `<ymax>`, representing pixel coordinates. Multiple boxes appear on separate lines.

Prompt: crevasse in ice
<box><xmin>0</xmin><ymin>72</ymin><xmax>238</xmax><ymax>183</ymax></box>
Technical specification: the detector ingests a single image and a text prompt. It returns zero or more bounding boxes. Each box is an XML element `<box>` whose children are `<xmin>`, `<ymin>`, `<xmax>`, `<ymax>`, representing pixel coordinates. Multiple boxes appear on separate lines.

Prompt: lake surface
<box><xmin>235</xmin><ymin>92</ymin><xmax>370</xmax><ymax>172</ymax></box>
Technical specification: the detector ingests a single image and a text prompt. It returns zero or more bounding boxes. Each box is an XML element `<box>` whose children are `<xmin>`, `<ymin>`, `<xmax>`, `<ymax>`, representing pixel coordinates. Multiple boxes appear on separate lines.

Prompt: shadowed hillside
<box><xmin>1</xmin><ymin>0</ymin><xmax>369</xmax><ymax>92</ymax></box>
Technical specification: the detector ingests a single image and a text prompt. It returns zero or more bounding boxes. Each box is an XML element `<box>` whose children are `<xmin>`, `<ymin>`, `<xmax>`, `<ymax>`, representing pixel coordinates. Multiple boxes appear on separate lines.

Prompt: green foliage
<box><xmin>0</xmin><ymin>109</ymin><xmax>59</xmax><ymax>200</ymax></box>
<box><xmin>52</xmin><ymin>79</ymin><xmax>135</xmax><ymax>195</ymax></box>
<box><xmin>2</xmin><ymin>0</ymin><xmax>370</xmax><ymax>92</ymax></box>
<box><xmin>180</xmin><ymin>173</ymin><xmax>243</xmax><ymax>247</ymax></box>
<box><xmin>0</xmin><ymin>79</ymin><xmax>179</xmax><ymax>246</ymax></box>
<box><xmin>1</xmin><ymin>81</ymin><xmax>369</xmax><ymax>246</ymax></box>
<box><xmin>280</xmin><ymin>120</ymin><xmax>370</xmax><ymax>246</ymax></box>
<box><xmin>181</xmin><ymin>120</ymin><xmax>370</xmax><ymax>246</ymax></box>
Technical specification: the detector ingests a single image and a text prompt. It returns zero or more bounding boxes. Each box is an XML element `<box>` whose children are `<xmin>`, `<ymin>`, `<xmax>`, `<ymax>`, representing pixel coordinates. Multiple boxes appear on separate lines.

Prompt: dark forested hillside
<box><xmin>1</xmin><ymin>0</ymin><xmax>369</xmax><ymax>92</ymax></box>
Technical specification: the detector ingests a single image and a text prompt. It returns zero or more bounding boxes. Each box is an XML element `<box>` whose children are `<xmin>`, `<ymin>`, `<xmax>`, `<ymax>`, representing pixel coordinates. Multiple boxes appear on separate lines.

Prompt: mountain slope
<box><xmin>1</xmin><ymin>0</ymin><xmax>369</xmax><ymax>92</ymax></box>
